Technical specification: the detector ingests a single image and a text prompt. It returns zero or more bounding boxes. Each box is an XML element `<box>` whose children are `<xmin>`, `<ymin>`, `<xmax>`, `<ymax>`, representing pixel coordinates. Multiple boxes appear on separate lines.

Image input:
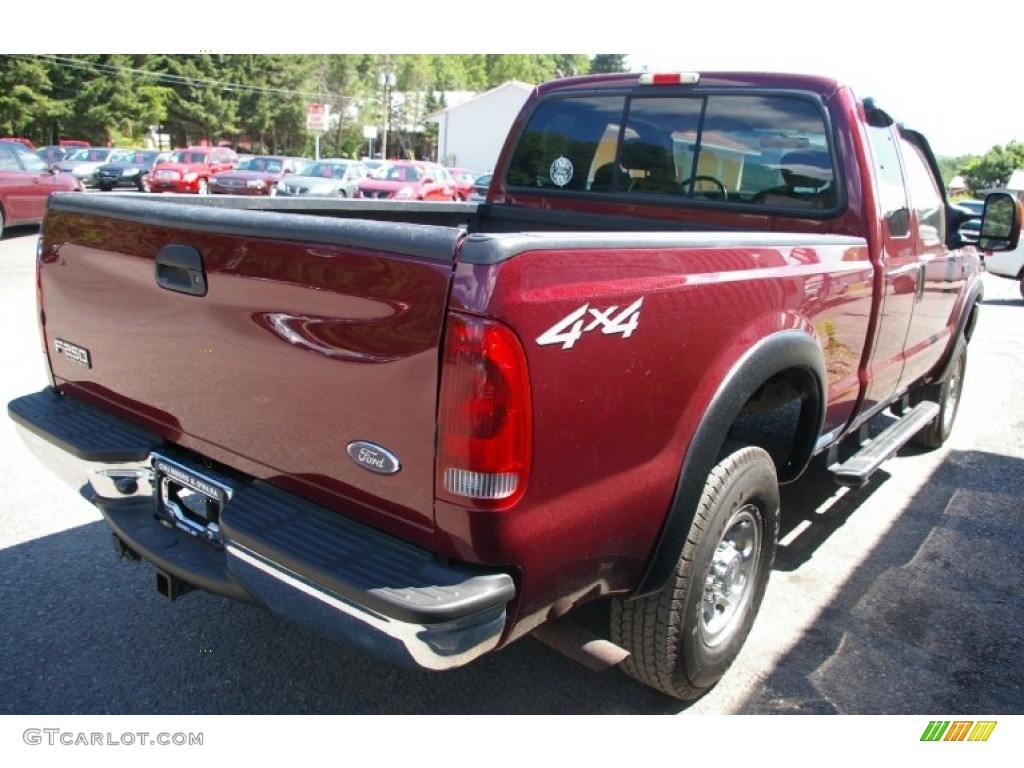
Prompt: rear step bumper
<box><xmin>9</xmin><ymin>387</ymin><xmax>515</xmax><ymax>670</ymax></box>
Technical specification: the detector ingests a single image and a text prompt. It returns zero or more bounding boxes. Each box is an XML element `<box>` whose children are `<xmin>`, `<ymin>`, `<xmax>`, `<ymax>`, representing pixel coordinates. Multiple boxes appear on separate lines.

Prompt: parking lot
<box><xmin>1</xmin><ymin>225</ymin><xmax>1022</xmax><ymax>716</ymax></box>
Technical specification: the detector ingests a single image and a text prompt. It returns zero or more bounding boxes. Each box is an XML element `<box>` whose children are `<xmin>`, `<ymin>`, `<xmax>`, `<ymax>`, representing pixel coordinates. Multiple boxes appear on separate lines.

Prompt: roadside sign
<box><xmin>306</xmin><ymin>103</ymin><xmax>329</xmax><ymax>133</ymax></box>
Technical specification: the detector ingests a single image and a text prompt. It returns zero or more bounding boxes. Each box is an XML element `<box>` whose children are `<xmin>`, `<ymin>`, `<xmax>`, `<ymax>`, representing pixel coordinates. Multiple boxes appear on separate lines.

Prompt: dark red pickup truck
<box><xmin>9</xmin><ymin>70</ymin><xmax>1023</xmax><ymax>701</ymax></box>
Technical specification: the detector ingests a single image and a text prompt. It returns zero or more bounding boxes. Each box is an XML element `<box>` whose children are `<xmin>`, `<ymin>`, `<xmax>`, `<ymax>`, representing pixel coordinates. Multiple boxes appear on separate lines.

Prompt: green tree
<box><xmin>155</xmin><ymin>55</ymin><xmax>242</xmax><ymax>147</ymax></box>
<box><xmin>68</xmin><ymin>55</ymin><xmax>170</xmax><ymax>145</ymax></box>
<box><xmin>962</xmin><ymin>141</ymin><xmax>1024</xmax><ymax>192</ymax></box>
<box><xmin>0</xmin><ymin>55</ymin><xmax>63</xmax><ymax>142</ymax></box>
<box><xmin>590</xmin><ymin>54</ymin><xmax>628</xmax><ymax>74</ymax></box>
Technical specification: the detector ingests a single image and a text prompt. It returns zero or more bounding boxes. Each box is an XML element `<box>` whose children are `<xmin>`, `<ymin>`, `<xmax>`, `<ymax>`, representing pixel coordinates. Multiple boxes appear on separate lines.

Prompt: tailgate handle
<box><xmin>155</xmin><ymin>245</ymin><xmax>208</xmax><ymax>297</ymax></box>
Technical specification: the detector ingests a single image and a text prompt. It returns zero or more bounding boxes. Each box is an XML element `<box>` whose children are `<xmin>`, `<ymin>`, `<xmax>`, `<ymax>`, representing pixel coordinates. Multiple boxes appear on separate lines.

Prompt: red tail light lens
<box><xmin>437</xmin><ymin>312</ymin><xmax>532</xmax><ymax>509</ymax></box>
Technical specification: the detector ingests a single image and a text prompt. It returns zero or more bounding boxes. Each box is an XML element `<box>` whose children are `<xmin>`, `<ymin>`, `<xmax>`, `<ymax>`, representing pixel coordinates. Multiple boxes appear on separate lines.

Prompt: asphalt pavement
<box><xmin>1</xmin><ymin>225</ymin><xmax>1021</xmax><ymax>715</ymax></box>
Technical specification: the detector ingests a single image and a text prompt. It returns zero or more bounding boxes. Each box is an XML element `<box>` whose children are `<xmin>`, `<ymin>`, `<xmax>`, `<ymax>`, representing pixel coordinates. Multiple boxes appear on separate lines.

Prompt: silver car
<box><xmin>275</xmin><ymin>159</ymin><xmax>369</xmax><ymax>198</ymax></box>
<box><xmin>52</xmin><ymin>147</ymin><xmax>136</xmax><ymax>188</ymax></box>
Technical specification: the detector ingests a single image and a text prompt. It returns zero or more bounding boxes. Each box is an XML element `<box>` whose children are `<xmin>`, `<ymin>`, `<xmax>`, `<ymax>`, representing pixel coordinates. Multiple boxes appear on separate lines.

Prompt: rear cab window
<box><xmin>505</xmin><ymin>90</ymin><xmax>838</xmax><ymax>212</ymax></box>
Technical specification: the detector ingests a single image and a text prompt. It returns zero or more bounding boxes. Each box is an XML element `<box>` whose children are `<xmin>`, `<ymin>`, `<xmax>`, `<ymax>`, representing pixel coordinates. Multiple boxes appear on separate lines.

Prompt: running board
<box><xmin>830</xmin><ymin>401</ymin><xmax>940</xmax><ymax>488</ymax></box>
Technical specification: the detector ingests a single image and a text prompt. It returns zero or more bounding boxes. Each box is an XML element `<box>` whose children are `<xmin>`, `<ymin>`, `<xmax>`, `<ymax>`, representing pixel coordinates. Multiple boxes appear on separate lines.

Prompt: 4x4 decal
<box><xmin>536</xmin><ymin>298</ymin><xmax>643</xmax><ymax>350</ymax></box>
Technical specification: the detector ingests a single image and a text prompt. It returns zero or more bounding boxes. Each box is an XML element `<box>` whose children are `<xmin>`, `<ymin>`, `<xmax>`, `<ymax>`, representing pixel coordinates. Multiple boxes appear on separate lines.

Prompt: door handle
<box><xmin>155</xmin><ymin>244</ymin><xmax>207</xmax><ymax>296</ymax></box>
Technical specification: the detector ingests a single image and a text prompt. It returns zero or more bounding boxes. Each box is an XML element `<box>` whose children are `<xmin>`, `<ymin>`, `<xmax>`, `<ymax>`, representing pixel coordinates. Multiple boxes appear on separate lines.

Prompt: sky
<box><xmin>14</xmin><ymin>0</ymin><xmax>1022</xmax><ymax>158</ymax></box>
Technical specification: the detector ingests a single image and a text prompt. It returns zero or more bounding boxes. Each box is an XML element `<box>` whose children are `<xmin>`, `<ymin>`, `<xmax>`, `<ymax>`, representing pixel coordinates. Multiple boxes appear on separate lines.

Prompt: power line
<box><xmin>6</xmin><ymin>53</ymin><xmax>357</xmax><ymax>102</ymax></box>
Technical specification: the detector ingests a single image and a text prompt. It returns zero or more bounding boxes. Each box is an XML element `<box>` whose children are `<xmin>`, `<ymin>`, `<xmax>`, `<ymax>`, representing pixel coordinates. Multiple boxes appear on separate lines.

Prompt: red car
<box><xmin>446</xmin><ymin>167</ymin><xmax>479</xmax><ymax>200</ymax></box>
<box><xmin>208</xmin><ymin>155</ymin><xmax>309</xmax><ymax>196</ymax></box>
<box><xmin>149</xmin><ymin>146</ymin><xmax>238</xmax><ymax>194</ymax></box>
<box><xmin>356</xmin><ymin>160</ymin><xmax>457</xmax><ymax>201</ymax></box>
<box><xmin>0</xmin><ymin>139</ymin><xmax>82</xmax><ymax>238</ymax></box>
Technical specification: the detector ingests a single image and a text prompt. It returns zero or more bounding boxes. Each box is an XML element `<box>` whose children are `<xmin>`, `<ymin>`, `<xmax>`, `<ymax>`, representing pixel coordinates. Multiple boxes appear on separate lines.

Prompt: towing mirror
<box><xmin>978</xmin><ymin>192</ymin><xmax>1023</xmax><ymax>252</ymax></box>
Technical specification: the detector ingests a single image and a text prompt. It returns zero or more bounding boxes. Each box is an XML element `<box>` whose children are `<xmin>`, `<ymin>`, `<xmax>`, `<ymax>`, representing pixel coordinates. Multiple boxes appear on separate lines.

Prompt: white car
<box><xmin>983</xmin><ymin>236</ymin><xmax>1024</xmax><ymax>297</ymax></box>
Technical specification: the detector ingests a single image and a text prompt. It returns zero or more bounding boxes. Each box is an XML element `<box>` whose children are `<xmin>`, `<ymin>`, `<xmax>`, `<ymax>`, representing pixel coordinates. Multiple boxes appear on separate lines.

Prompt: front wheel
<box><xmin>611</xmin><ymin>445</ymin><xmax>779</xmax><ymax>700</ymax></box>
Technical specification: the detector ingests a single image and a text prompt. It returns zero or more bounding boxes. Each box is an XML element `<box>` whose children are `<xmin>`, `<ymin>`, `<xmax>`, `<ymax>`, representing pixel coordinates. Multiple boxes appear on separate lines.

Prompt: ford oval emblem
<box><xmin>346</xmin><ymin>441</ymin><xmax>402</xmax><ymax>476</ymax></box>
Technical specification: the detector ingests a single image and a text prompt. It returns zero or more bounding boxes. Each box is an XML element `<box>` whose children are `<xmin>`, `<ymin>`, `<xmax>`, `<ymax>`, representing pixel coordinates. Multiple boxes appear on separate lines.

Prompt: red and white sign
<box><xmin>306</xmin><ymin>103</ymin><xmax>329</xmax><ymax>132</ymax></box>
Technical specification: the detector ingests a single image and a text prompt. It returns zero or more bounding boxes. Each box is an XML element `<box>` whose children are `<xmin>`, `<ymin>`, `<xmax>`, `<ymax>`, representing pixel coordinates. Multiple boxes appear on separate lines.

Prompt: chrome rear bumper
<box><xmin>9</xmin><ymin>388</ymin><xmax>514</xmax><ymax>671</ymax></box>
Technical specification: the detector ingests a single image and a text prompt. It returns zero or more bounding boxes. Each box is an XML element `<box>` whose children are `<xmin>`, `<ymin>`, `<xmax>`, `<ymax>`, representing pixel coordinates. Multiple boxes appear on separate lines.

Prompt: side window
<box><xmin>19</xmin><ymin>151</ymin><xmax>48</xmax><ymax>173</ymax></box>
<box><xmin>865</xmin><ymin>125</ymin><xmax>910</xmax><ymax>237</ymax></box>
<box><xmin>900</xmin><ymin>137</ymin><xmax>945</xmax><ymax>246</ymax></box>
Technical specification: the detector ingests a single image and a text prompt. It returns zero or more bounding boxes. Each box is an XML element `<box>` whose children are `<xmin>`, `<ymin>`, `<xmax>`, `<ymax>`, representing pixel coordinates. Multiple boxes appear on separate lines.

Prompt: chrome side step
<box><xmin>830</xmin><ymin>401</ymin><xmax>940</xmax><ymax>487</ymax></box>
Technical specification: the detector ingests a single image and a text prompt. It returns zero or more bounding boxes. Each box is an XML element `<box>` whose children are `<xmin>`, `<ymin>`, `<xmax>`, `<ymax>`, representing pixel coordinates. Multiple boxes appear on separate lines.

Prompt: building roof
<box><xmin>425</xmin><ymin>81</ymin><xmax>535</xmax><ymax>122</ymax></box>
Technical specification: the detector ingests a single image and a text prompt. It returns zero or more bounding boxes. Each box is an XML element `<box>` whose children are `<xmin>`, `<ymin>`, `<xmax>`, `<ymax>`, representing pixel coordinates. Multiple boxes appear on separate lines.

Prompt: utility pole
<box><xmin>378</xmin><ymin>57</ymin><xmax>396</xmax><ymax>160</ymax></box>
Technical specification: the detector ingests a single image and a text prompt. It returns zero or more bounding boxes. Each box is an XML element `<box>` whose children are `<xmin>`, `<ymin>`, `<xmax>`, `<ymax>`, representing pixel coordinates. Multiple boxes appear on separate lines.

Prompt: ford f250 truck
<box><xmin>9</xmin><ymin>70</ymin><xmax>1023</xmax><ymax>701</ymax></box>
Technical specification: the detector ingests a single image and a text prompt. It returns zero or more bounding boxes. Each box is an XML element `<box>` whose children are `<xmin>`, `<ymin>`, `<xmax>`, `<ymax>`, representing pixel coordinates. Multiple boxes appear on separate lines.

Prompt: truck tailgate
<box><xmin>38</xmin><ymin>194</ymin><xmax>463</xmax><ymax>543</ymax></box>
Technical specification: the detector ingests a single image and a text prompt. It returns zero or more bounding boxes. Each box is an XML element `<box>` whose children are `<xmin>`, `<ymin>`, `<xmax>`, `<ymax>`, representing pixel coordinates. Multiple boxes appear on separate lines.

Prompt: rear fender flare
<box><xmin>631</xmin><ymin>330</ymin><xmax>826</xmax><ymax>598</ymax></box>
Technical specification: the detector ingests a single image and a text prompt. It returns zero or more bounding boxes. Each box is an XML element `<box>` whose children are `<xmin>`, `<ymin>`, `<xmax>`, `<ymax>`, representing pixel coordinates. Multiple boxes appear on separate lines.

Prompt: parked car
<box><xmin>53</xmin><ymin>147</ymin><xmax>135</xmax><ymax>188</ymax></box>
<box><xmin>953</xmin><ymin>200</ymin><xmax>985</xmax><ymax>244</ymax></box>
<box><xmin>468</xmin><ymin>171</ymin><xmax>492</xmax><ymax>202</ymax></box>
<box><xmin>0</xmin><ymin>139</ymin><xmax>82</xmax><ymax>238</ymax></box>
<box><xmin>954</xmin><ymin>199</ymin><xmax>985</xmax><ymax>216</ymax></box>
<box><xmin>447</xmin><ymin>167</ymin><xmax>478</xmax><ymax>200</ymax></box>
<box><xmin>979</xmin><ymin>195</ymin><xmax>1024</xmax><ymax>298</ymax></box>
<box><xmin>149</xmin><ymin>146</ymin><xmax>239</xmax><ymax>194</ymax></box>
<box><xmin>96</xmin><ymin>150</ymin><xmax>172</xmax><ymax>192</ymax></box>
<box><xmin>275</xmin><ymin>159</ymin><xmax>369</xmax><ymax>198</ymax></box>
<box><xmin>356</xmin><ymin>160</ymin><xmax>457</xmax><ymax>201</ymax></box>
<box><xmin>0</xmin><ymin>137</ymin><xmax>35</xmax><ymax>149</ymax></box>
<box><xmin>58</xmin><ymin>139</ymin><xmax>90</xmax><ymax>151</ymax></box>
<box><xmin>208</xmin><ymin>155</ymin><xmax>310</xmax><ymax>196</ymax></box>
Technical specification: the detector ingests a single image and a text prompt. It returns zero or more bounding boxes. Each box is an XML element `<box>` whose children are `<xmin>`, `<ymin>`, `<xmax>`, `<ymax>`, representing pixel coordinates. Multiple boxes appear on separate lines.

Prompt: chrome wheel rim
<box><xmin>942</xmin><ymin>353</ymin><xmax>964</xmax><ymax>434</ymax></box>
<box><xmin>701</xmin><ymin>504</ymin><xmax>761</xmax><ymax>647</ymax></box>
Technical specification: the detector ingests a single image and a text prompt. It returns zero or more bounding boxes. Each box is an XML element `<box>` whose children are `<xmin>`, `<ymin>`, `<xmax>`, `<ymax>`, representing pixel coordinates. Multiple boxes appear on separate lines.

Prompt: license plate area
<box><xmin>152</xmin><ymin>454</ymin><xmax>233</xmax><ymax>549</ymax></box>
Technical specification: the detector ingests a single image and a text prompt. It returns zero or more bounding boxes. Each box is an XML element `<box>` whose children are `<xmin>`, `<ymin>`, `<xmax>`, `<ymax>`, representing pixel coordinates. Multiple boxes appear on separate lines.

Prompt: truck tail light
<box><xmin>436</xmin><ymin>312</ymin><xmax>532</xmax><ymax>509</ymax></box>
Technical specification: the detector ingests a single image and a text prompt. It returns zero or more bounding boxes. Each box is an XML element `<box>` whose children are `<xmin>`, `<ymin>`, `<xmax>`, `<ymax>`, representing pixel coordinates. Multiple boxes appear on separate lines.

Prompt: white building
<box><xmin>427</xmin><ymin>81</ymin><xmax>534</xmax><ymax>173</ymax></box>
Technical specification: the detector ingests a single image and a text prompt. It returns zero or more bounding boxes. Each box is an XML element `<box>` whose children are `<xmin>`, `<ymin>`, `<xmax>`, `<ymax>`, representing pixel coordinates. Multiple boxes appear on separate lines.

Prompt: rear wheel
<box><xmin>611</xmin><ymin>445</ymin><xmax>779</xmax><ymax>700</ymax></box>
<box><xmin>910</xmin><ymin>337</ymin><xmax>967</xmax><ymax>449</ymax></box>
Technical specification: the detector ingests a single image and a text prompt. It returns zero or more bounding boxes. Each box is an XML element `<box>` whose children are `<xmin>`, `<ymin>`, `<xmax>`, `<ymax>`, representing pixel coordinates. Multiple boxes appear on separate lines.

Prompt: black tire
<box><xmin>1018</xmin><ymin>280</ymin><xmax>1024</xmax><ymax>300</ymax></box>
<box><xmin>0</xmin><ymin>206</ymin><xmax>5</xmax><ymax>239</ymax></box>
<box><xmin>611</xmin><ymin>445</ymin><xmax>779</xmax><ymax>700</ymax></box>
<box><xmin>910</xmin><ymin>337</ymin><xmax>967</xmax><ymax>449</ymax></box>
<box><xmin>137</xmin><ymin>176</ymin><xmax>149</xmax><ymax>193</ymax></box>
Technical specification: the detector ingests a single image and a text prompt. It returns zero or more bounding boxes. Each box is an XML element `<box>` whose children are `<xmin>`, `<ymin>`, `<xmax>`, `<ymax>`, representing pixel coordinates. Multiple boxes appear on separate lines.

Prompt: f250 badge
<box><xmin>536</xmin><ymin>298</ymin><xmax>643</xmax><ymax>350</ymax></box>
<box><xmin>54</xmin><ymin>338</ymin><xmax>92</xmax><ymax>368</ymax></box>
